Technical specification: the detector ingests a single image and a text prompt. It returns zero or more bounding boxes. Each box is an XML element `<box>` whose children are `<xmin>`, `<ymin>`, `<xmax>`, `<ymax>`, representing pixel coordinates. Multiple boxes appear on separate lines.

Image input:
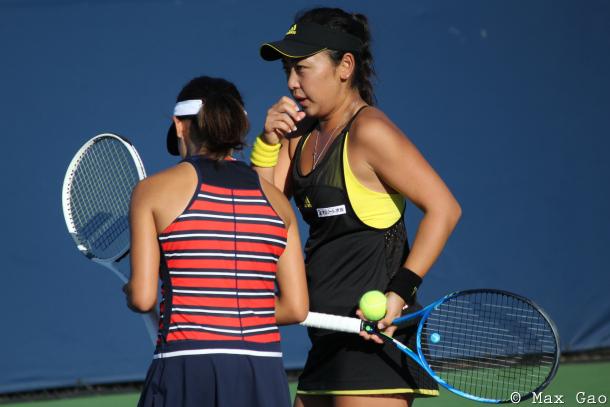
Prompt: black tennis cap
<box><xmin>260</xmin><ymin>22</ymin><xmax>363</xmax><ymax>61</ymax></box>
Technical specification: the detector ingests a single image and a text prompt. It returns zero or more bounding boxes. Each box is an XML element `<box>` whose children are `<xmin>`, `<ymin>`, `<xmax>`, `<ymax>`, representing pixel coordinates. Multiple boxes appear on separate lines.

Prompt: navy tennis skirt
<box><xmin>138</xmin><ymin>353</ymin><xmax>291</xmax><ymax>407</ymax></box>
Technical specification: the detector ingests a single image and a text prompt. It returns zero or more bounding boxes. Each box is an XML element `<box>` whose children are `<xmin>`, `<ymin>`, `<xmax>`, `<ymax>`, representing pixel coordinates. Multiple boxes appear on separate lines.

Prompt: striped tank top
<box><xmin>154</xmin><ymin>156</ymin><xmax>287</xmax><ymax>360</ymax></box>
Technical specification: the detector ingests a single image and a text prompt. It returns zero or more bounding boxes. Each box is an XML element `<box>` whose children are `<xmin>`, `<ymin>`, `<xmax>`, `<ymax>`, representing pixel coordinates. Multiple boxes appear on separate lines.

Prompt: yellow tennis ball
<box><xmin>359</xmin><ymin>290</ymin><xmax>387</xmax><ymax>321</ymax></box>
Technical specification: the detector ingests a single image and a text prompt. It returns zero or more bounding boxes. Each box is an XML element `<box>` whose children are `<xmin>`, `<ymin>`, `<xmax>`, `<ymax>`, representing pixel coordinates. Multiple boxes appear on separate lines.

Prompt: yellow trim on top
<box><xmin>297</xmin><ymin>388</ymin><xmax>439</xmax><ymax>396</ymax></box>
<box><xmin>302</xmin><ymin>132</ymin><xmax>311</xmax><ymax>149</ymax></box>
<box><xmin>261</xmin><ymin>43</ymin><xmax>328</xmax><ymax>59</ymax></box>
<box><xmin>343</xmin><ymin>132</ymin><xmax>405</xmax><ymax>229</ymax></box>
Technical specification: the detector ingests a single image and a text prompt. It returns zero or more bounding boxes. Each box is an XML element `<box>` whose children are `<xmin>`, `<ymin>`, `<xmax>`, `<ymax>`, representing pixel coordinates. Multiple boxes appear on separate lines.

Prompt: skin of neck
<box><xmin>187</xmin><ymin>141</ymin><xmax>231</xmax><ymax>160</ymax></box>
<box><xmin>178</xmin><ymin>121</ymin><xmax>231</xmax><ymax>159</ymax></box>
<box><xmin>318</xmin><ymin>87</ymin><xmax>365</xmax><ymax>134</ymax></box>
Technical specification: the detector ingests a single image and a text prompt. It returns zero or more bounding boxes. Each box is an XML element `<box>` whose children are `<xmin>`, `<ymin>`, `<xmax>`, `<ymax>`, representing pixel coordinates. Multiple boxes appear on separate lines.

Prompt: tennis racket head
<box><xmin>62</xmin><ymin>133</ymin><xmax>146</xmax><ymax>262</ymax></box>
<box><xmin>416</xmin><ymin>289</ymin><xmax>560</xmax><ymax>403</ymax></box>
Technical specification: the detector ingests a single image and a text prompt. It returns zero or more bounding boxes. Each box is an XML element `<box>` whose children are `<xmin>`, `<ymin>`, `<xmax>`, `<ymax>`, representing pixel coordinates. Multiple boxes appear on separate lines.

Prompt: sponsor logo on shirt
<box><xmin>316</xmin><ymin>205</ymin><xmax>346</xmax><ymax>218</ymax></box>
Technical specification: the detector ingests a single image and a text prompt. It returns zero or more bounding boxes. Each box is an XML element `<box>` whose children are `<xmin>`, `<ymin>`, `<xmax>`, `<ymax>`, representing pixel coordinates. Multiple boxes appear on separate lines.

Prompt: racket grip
<box><xmin>301</xmin><ymin>312</ymin><xmax>363</xmax><ymax>334</ymax></box>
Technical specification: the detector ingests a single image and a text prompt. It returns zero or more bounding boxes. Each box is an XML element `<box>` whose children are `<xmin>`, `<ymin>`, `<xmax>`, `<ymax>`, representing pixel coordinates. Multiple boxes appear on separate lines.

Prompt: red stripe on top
<box><xmin>167</xmin><ymin>258</ymin><xmax>236</xmax><ymax>270</ymax></box>
<box><xmin>167</xmin><ymin>259</ymin><xmax>277</xmax><ymax>272</ymax></box>
<box><xmin>167</xmin><ymin>331</ymin><xmax>242</xmax><ymax>342</ymax></box>
<box><xmin>244</xmin><ymin>332</ymin><xmax>282</xmax><ymax>343</ymax></box>
<box><xmin>201</xmin><ymin>184</ymin><xmax>264</xmax><ymax>197</ymax></box>
<box><xmin>162</xmin><ymin>240</ymin><xmax>285</xmax><ymax>257</ymax></box>
<box><xmin>162</xmin><ymin>239</ymin><xmax>236</xmax><ymax>251</ymax></box>
<box><xmin>172</xmin><ymin>295</ymin><xmax>275</xmax><ymax>309</ymax></box>
<box><xmin>171</xmin><ymin>277</ymin><xmax>275</xmax><ymax>290</ymax></box>
<box><xmin>171</xmin><ymin>313</ymin><xmax>276</xmax><ymax>328</ymax></box>
<box><xmin>167</xmin><ymin>330</ymin><xmax>280</xmax><ymax>343</ymax></box>
<box><xmin>166</xmin><ymin>330</ymin><xmax>279</xmax><ymax>342</ymax></box>
<box><xmin>164</xmin><ymin>220</ymin><xmax>287</xmax><ymax>238</ymax></box>
<box><xmin>190</xmin><ymin>200</ymin><xmax>280</xmax><ymax>217</ymax></box>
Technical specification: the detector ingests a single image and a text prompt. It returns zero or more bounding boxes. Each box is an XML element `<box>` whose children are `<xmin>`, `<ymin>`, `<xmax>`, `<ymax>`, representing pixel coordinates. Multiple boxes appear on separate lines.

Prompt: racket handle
<box><xmin>301</xmin><ymin>312</ymin><xmax>363</xmax><ymax>334</ymax></box>
<box><xmin>98</xmin><ymin>260</ymin><xmax>158</xmax><ymax>345</ymax></box>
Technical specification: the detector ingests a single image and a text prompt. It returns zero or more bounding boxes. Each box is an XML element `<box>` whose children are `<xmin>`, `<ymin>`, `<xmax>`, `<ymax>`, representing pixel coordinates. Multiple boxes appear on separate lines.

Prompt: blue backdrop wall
<box><xmin>1</xmin><ymin>0</ymin><xmax>609</xmax><ymax>394</ymax></box>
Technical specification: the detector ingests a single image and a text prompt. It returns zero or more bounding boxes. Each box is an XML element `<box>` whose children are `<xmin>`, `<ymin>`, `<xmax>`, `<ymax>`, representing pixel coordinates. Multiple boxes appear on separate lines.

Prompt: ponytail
<box><xmin>189</xmin><ymin>92</ymin><xmax>249</xmax><ymax>157</ymax></box>
<box><xmin>175</xmin><ymin>76</ymin><xmax>250</xmax><ymax>159</ymax></box>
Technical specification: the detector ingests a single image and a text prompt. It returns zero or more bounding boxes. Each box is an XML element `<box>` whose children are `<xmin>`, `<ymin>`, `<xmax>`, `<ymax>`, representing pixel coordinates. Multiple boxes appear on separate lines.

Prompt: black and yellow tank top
<box><xmin>292</xmin><ymin>107</ymin><xmax>409</xmax><ymax>339</ymax></box>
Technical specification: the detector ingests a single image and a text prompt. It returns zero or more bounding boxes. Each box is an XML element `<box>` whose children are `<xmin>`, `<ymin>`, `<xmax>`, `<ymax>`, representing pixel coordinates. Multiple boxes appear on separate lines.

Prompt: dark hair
<box><xmin>176</xmin><ymin>76</ymin><xmax>249</xmax><ymax>158</ymax></box>
<box><xmin>295</xmin><ymin>8</ymin><xmax>376</xmax><ymax>105</ymax></box>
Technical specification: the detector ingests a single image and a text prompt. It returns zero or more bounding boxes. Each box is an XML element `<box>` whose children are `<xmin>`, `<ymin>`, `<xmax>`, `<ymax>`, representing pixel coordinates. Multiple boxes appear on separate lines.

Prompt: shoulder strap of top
<box><xmin>180</xmin><ymin>155</ymin><xmax>203</xmax><ymax>181</ymax></box>
<box><xmin>344</xmin><ymin>105</ymin><xmax>369</xmax><ymax>133</ymax></box>
<box><xmin>294</xmin><ymin>134</ymin><xmax>306</xmax><ymax>163</ymax></box>
<box><xmin>294</xmin><ymin>105</ymin><xmax>369</xmax><ymax>164</ymax></box>
<box><xmin>293</xmin><ymin>124</ymin><xmax>316</xmax><ymax>165</ymax></box>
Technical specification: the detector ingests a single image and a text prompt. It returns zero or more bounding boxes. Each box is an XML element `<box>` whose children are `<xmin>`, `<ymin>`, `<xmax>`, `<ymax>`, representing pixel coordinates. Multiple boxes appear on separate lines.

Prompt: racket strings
<box><xmin>420</xmin><ymin>291</ymin><xmax>558</xmax><ymax>401</ymax></box>
<box><xmin>68</xmin><ymin>138</ymin><xmax>139</xmax><ymax>259</ymax></box>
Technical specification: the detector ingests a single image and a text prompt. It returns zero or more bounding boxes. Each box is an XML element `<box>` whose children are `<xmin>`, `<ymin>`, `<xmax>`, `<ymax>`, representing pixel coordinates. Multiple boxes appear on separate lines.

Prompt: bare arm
<box><xmin>259</xmin><ymin>178</ymin><xmax>309</xmax><ymax>324</ymax></box>
<box><xmin>275</xmin><ymin>213</ymin><xmax>309</xmax><ymax>324</ymax></box>
<box><xmin>351</xmin><ymin>110</ymin><xmax>461</xmax><ymax>339</ymax></box>
<box><xmin>252</xmin><ymin>96</ymin><xmax>306</xmax><ymax>196</ymax></box>
<box><xmin>361</xmin><ymin>121</ymin><xmax>460</xmax><ymax>276</ymax></box>
<box><xmin>125</xmin><ymin>180</ymin><xmax>160</xmax><ymax>313</ymax></box>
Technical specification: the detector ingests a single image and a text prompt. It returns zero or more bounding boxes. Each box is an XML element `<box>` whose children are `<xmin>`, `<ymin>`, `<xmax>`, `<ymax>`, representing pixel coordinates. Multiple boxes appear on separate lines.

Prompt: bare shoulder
<box><xmin>258</xmin><ymin>176</ymin><xmax>295</xmax><ymax>227</ymax></box>
<box><xmin>350</xmin><ymin>106</ymin><xmax>407</xmax><ymax>146</ymax></box>
<box><xmin>131</xmin><ymin>162</ymin><xmax>196</xmax><ymax>206</ymax></box>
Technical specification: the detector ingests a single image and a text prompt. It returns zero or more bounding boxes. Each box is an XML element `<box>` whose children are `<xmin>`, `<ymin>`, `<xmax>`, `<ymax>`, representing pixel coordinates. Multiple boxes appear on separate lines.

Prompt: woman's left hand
<box><xmin>357</xmin><ymin>291</ymin><xmax>405</xmax><ymax>344</ymax></box>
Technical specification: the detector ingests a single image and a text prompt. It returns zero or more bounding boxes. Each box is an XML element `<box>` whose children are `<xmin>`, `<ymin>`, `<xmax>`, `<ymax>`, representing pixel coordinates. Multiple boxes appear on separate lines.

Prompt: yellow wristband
<box><xmin>255</xmin><ymin>134</ymin><xmax>281</xmax><ymax>152</ymax></box>
<box><xmin>250</xmin><ymin>134</ymin><xmax>281</xmax><ymax>167</ymax></box>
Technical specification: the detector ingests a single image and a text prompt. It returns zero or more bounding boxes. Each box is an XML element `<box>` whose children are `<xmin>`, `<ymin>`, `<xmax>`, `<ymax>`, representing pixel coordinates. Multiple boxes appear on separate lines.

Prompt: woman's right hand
<box><xmin>356</xmin><ymin>292</ymin><xmax>405</xmax><ymax>345</ymax></box>
<box><xmin>262</xmin><ymin>96</ymin><xmax>306</xmax><ymax>145</ymax></box>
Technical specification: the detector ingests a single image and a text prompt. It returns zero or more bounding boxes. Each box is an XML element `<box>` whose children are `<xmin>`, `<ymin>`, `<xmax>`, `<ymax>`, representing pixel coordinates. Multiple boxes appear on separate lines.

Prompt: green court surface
<box><xmin>2</xmin><ymin>362</ymin><xmax>608</xmax><ymax>406</ymax></box>
<box><xmin>417</xmin><ymin>361</ymin><xmax>610</xmax><ymax>406</ymax></box>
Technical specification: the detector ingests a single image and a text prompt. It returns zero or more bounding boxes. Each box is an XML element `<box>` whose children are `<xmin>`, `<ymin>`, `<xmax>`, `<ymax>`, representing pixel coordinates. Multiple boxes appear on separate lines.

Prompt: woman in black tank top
<box><xmin>253</xmin><ymin>8</ymin><xmax>462</xmax><ymax>407</ymax></box>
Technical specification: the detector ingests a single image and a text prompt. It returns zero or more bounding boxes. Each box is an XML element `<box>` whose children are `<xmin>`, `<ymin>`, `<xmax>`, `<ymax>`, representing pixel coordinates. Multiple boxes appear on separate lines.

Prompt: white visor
<box><xmin>174</xmin><ymin>99</ymin><xmax>203</xmax><ymax>116</ymax></box>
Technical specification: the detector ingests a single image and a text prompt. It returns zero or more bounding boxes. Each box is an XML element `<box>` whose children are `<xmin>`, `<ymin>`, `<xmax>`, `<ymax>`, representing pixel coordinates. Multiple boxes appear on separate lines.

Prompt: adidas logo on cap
<box><xmin>286</xmin><ymin>24</ymin><xmax>297</xmax><ymax>35</ymax></box>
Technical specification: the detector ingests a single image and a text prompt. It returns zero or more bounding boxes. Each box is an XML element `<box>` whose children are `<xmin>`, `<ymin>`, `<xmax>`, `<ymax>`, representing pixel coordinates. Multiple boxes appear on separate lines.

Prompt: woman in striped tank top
<box><xmin>124</xmin><ymin>76</ymin><xmax>309</xmax><ymax>407</ymax></box>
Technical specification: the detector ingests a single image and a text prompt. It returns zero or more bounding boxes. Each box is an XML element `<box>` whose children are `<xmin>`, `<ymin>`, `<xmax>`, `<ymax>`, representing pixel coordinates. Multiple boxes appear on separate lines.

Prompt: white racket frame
<box><xmin>62</xmin><ymin>133</ymin><xmax>158</xmax><ymax>344</ymax></box>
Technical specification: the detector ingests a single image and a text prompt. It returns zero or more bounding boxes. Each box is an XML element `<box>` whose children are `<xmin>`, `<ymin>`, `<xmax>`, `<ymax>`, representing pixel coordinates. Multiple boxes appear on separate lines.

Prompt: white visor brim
<box><xmin>174</xmin><ymin>99</ymin><xmax>203</xmax><ymax>116</ymax></box>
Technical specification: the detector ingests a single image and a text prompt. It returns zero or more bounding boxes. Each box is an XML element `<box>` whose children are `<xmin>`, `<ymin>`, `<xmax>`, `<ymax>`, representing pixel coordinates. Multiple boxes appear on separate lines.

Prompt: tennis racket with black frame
<box><xmin>302</xmin><ymin>289</ymin><xmax>560</xmax><ymax>404</ymax></box>
<box><xmin>62</xmin><ymin>132</ymin><xmax>158</xmax><ymax>345</ymax></box>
